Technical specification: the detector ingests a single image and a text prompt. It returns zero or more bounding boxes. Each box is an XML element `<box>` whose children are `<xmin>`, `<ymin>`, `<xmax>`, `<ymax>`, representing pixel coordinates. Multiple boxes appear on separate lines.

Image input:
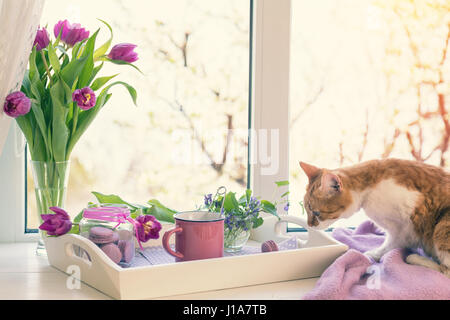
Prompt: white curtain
<box><xmin>0</xmin><ymin>0</ymin><xmax>45</xmax><ymax>156</ymax></box>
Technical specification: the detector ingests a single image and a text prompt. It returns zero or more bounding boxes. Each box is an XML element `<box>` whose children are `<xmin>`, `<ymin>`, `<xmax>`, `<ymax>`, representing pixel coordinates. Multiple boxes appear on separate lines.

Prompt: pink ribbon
<box><xmin>83</xmin><ymin>206</ymin><xmax>144</xmax><ymax>250</ymax></box>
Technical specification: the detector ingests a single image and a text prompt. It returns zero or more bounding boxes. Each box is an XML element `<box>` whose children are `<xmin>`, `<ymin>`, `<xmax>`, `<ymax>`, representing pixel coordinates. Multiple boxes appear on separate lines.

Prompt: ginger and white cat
<box><xmin>299</xmin><ymin>158</ymin><xmax>449</xmax><ymax>277</ymax></box>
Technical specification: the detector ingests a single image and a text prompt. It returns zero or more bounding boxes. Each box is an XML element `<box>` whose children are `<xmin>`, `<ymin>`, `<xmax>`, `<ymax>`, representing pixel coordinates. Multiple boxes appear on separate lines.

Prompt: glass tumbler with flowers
<box><xmin>202</xmin><ymin>189</ymin><xmax>279</xmax><ymax>253</ymax></box>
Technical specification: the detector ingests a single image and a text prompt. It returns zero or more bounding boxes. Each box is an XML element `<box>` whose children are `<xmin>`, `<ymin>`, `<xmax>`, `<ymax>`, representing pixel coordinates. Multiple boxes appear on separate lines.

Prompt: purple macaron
<box><xmin>118</xmin><ymin>240</ymin><xmax>134</xmax><ymax>263</ymax></box>
<box><xmin>88</xmin><ymin>227</ymin><xmax>116</xmax><ymax>244</ymax></box>
<box><xmin>261</xmin><ymin>240</ymin><xmax>279</xmax><ymax>252</ymax></box>
<box><xmin>101</xmin><ymin>243</ymin><xmax>122</xmax><ymax>264</ymax></box>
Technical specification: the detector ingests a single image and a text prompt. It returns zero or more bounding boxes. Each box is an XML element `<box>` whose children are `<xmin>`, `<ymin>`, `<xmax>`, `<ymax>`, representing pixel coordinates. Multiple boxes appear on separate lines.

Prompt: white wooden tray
<box><xmin>44</xmin><ymin>215</ymin><xmax>347</xmax><ymax>299</ymax></box>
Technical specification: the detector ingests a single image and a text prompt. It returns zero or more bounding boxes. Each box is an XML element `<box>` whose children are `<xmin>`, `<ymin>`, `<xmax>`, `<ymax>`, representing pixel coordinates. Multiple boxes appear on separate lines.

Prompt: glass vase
<box><xmin>224</xmin><ymin>227</ymin><xmax>251</xmax><ymax>253</ymax></box>
<box><xmin>31</xmin><ymin>160</ymin><xmax>70</xmax><ymax>256</ymax></box>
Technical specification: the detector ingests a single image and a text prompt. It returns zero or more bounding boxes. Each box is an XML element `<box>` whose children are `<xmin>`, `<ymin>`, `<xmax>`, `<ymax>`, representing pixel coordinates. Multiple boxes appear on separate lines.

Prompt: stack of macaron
<box><xmin>88</xmin><ymin>226</ymin><xmax>134</xmax><ymax>265</ymax></box>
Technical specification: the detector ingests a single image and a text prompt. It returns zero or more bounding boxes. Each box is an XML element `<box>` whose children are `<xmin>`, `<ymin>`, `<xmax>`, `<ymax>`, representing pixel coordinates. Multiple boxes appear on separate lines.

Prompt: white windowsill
<box><xmin>0</xmin><ymin>242</ymin><xmax>318</xmax><ymax>300</ymax></box>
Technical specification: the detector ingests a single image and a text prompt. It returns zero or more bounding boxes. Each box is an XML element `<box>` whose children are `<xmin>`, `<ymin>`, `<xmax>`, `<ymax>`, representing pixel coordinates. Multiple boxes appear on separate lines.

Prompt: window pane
<box><xmin>289</xmin><ymin>0</ymin><xmax>450</xmax><ymax>228</ymax></box>
<box><xmin>27</xmin><ymin>0</ymin><xmax>250</xmax><ymax>229</ymax></box>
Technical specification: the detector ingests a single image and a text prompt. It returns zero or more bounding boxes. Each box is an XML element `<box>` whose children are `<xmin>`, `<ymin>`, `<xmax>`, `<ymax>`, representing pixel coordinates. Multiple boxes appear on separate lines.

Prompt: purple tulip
<box><xmin>136</xmin><ymin>215</ymin><xmax>162</xmax><ymax>242</ymax></box>
<box><xmin>72</xmin><ymin>87</ymin><xmax>96</xmax><ymax>110</ymax></box>
<box><xmin>54</xmin><ymin>20</ymin><xmax>70</xmax><ymax>40</ymax></box>
<box><xmin>39</xmin><ymin>207</ymin><xmax>72</xmax><ymax>236</ymax></box>
<box><xmin>3</xmin><ymin>92</ymin><xmax>31</xmax><ymax>118</ymax></box>
<box><xmin>54</xmin><ymin>20</ymin><xmax>89</xmax><ymax>47</ymax></box>
<box><xmin>33</xmin><ymin>27</ymin><xmax>50</xmax><ymax>51</ymax></box>
<box><xmin>108</xmin><ymin>43</ymin><xmax>138</xmax><ymax>63</ymax></box>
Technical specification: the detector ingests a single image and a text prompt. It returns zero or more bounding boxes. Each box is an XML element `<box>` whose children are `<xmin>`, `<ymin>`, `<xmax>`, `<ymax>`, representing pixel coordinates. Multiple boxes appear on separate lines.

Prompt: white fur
<box><xmin>362</xmin><ymin>179</ymin><xmax>422</xmax><ymax>260</ymax></box>
<box><xmin>313</xmin><ymin>179</ymin><xmax>422</xmax><ymax>261</ymax></box>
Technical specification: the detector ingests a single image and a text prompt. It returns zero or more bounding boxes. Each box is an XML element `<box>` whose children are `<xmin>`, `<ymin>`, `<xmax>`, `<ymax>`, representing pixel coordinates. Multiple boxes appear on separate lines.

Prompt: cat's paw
<box><xmin>406</xmin><ymin>254</ymin><xmax>440</xmax><ymax>271</ymax></box>
<box><xmin>364</xmin><ymin>249</ymin><xmax>384</xmax><ymax>262</ymax></box>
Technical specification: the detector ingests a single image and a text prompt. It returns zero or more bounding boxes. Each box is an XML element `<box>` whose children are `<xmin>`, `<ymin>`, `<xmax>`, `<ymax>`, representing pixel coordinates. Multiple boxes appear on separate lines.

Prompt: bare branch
<box><xmin>357</xmin><ymin>108</ymin><xmax>370</xmax><ymax>162</ymax></box>
<box><xmin>382</xmin><ymin>128</ymin><xmax>400</xmax><ymax>159</ymax></box>
<box><xmin>290</xmin><ymin>85</ymin><xmax>324</xmax><ymax>127</ymax></box>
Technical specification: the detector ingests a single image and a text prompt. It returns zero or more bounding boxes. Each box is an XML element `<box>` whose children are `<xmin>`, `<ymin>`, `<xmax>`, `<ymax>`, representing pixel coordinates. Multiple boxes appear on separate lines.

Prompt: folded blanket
<box><xmin>303</xmin><ymin>220</ymin><xmax>450</xmax><ymax>300</ymax></box>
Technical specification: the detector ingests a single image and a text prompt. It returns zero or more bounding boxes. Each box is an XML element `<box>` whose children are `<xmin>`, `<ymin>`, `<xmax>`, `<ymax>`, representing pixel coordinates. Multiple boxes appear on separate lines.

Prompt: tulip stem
<box><xmin>40</xmin><ymin>50</ymin><xmax>53</xmax><ymax>86</ymax></box>
<box><xmin>71</xmin><ymin>103</ymin><xmax>79</xmax><ymax>141</ymax></box>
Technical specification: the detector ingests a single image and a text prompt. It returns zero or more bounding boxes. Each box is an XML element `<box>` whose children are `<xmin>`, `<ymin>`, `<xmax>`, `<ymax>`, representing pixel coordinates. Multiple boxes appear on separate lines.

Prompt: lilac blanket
<box><xmin>303</xmin><ymin>221</ymin><xmax>450</xmax><ymax>300</ymax></box>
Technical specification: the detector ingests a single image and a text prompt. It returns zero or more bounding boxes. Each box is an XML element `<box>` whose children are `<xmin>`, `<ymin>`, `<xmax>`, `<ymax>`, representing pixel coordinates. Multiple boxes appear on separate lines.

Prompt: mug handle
<box><xmin>162</xmin><ymin>227</ymin><xmax>184</xmax><ymax>259</ymax></box>
<box><xmin>274</xmin><ymin>215</ymin><xmax>329</xmax><ymax>247</ymax></box>
<box><xmin>275</xmin><ymin>215</ymin><xmax>310</xmax><ymax>232</ymax></box>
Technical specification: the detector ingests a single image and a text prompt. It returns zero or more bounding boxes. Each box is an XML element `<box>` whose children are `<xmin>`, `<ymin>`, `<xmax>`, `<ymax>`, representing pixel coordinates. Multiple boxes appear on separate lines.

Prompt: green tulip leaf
<box><xmin>71</xmin><ymin>40</ymin><xmax>87</xmax><ymax>60</ymax></box>
<box><xmin>89</xmin><ymin>62</ymin><xmax>104</xmax><ymax>85</ymax></box>
<box><xmin>32</xmin><ymin>125</ymin><xmax>47</xmax><ymax>161</ymax></box>
<box><xmin>49</xmin><ymin>77</ymin><xmax>70</xmax><ymax>161</ymax></box>
<box><xmin>94</xmin><ymin>19</ymin><xmax>113</xmax><ymax>59</ymax></box>
<box><xmin>61</xmin><ymin>55</ymin><xmax>88</xmax><ymax>88</ymax></box>
<box><xmin>29</xmin><ymin>48</ymin><xmax>39</xmax><ymax>82</ymax></box>
<box><xmin>15</xmin><ymin>113</ymin><xmax>34</xmax><ymax>151</ymax></box>
<box><xmin>91</xmin><ymin>191</ymin><xmax>138</xmax><ymax>209</ymax></box>
<box><xmin>30</xmin><ymin>101</ymin><xmax>49</xmax><ymax>154</ymax></box>
<box><xmin>47</xmin><ymin>44</ymin><xmax>61</xmax><ymax>73</ymax></box>
<box><xmin>90</xmin><ymin>74</ymin><xmax>118</xmax><ymax>91</ymax></box>
<box><xmin>146</xmin><ymin>199</ymin><xmax>177</xmax><ymax>223</ymax></box>
<box><xmin>78</xmin><ymin>29</ymin><xmax>99</xmax><ymax>88</ymax></box>
<box><xmin>103</xmin><ymin>81</ymin><xmax>138</xmax><ymax>106</ymax></box>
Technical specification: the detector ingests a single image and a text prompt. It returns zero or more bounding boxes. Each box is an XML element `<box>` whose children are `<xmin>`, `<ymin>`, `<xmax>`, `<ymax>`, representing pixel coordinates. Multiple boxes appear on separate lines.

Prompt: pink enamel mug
<box><xmin>162</xmin><ymin>211</ymin><xmax>224</xmax><ymax>262</ymax></box>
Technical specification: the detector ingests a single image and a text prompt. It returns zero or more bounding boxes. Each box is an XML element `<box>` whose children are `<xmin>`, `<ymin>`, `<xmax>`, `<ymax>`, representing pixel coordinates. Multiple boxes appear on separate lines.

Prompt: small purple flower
<box><xmin>3</xmin><ymin>91</ymin><xmax>31</xmax><ymax>118</ymax></box>
<box><xmin>136</xmin><ymin>215</ymin><xmax>162</xmax><ymax>242</ymax></box>
<box><xmin>39</xmin><ymin>207</ymin><xmax>72</xmax><ymax>236</ymax></box>
<box><xmin>34</xmin><ymin>27</ymin><xmax>50</xmax><ymax>51</ymax></box>
<box><xmin>204</xmin><ymin>194</ymin><xmax>213</xmax><ymax>206</ymax></box>
<box><xmin>54</xmin><ymin>20</ymin><xmax>89</xmax><ymax>47</ymax></box>
<box><xmin>108</xmin><ymin>43</ymin><xmax>139</xmax><ymax>63</ymax></box>
<box><xmin>284</xmin><ymin>203</ymin><xmax>290</xmax><ymax>212</ymax></box>
<box><xmin>72</xmin><ymin>87</ymin><xmax>96</xmax><ymax>110</ymax></box>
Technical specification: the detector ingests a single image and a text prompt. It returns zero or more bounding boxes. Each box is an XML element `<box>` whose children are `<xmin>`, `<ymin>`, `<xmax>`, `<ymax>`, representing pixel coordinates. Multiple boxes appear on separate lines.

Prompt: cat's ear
<box><xmin>321</xmin><ymin>172</ymin><xmax>343</xmax><ymax>194</ymax></box>
<box><xmin>299</xmin><ymin>162</ymin><xmax>321</xmax><ymax>182</ymax></box>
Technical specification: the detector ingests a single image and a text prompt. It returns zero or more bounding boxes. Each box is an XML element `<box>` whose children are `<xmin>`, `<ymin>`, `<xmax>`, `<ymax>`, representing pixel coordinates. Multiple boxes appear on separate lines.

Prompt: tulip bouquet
<box><xmin>4</xmin><ymin>19</ymin><xmax>139</xmax><ymax>161</ymax></box>
<box><xmin>2</xmin><ymin>19</ymin><xmax>140</xmax><ymax>250</ymax></box>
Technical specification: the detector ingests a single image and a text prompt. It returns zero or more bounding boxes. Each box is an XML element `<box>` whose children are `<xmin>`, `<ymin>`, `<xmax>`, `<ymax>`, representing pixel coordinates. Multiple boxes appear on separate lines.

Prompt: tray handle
<box><xmin>45</xmin><ymin>234</ymin><xmax>122</xmax><ymax>272</ymax></box>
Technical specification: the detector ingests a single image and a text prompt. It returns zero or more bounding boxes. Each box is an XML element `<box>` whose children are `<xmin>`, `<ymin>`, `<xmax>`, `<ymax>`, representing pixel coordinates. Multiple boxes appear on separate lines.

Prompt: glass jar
<box><xmin>224</xmin><ymin>227</ymin><xmax>251</xmax><ymax>253</ymax></box>
<box><xmin>79</xmin><ymin>204</ymin><xmax>135</xmax><ymax>267</ymax></box>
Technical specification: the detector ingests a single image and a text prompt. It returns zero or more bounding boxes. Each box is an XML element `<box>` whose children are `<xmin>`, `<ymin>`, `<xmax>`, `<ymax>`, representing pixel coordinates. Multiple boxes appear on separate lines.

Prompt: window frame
<box><xmin>249</xmin><ymin>0</ymin><xmax>294</xmax><ymax>240</ymax></box>
<box><xmin>0</xmin><ymin>123</ymin><xmax>39</xmax><ymax>242</ymax></box>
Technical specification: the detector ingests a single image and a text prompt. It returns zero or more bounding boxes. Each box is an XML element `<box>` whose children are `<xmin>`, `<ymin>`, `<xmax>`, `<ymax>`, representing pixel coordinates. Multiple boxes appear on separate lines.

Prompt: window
<box><xmin>26</xmin><ymin>0</ymin><xmax>251</xmax><ymax>230</ymax></box>
<box><xmin>288</xmin><ymin>0</ymin><xmax>450</xmax><ymax>230</ymax></box>
<box><xmin>8</xmin><ymin>0</ymin><xmax>447</xmax><ymax>240</ymax></box>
